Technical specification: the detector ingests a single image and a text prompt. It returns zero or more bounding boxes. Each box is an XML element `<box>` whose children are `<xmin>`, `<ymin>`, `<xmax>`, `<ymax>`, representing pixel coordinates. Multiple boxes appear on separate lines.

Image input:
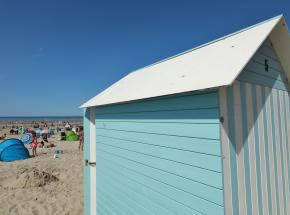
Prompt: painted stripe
<box><xmin>261</xmin><ymin>87</ymin><xmax>273</xmax><ymax>215</ymax></box>
<box><xmin>279</xmin><ymin>90</ymin><xmax>290</xmax><ymax>214</ymax></box>
<box><xmin>240</xmin><ymin>82</ymin><xmax>253</xmax><ymax>215</ymax></box>
<box><xmin>277</xmin><ymin>89</ymin><xmax>287</xmax><ymax>215</ymax></box>
<box><xmin>233</xmin><ymin>82</ymin><xmax>247</xmax><ymax>214</ymax></box>
<box><xmin>285</xmin><ymin>91</ymin><xmax>290</xmax><ymax>214</ymax></box>
<box><xmin>284</xmin><ymin>91</ymin><xmax>290</xmax><ymax>198</ymax></box>
<box><xmin>256</xmin><ymin>85</ymin><xmax>269</xmax><ymax>215</ymax></box>
<box><xmin>222</xmin><ymin>77</ymin><xmax>290</xmax><ymax>214</ymax></box>
<box><xmin>285</xmin><ymin>91</ymin><xmax>290</xmax><ymax>139</ymax></box>
<box><xmin>226</xmin><ymin>86</ymin><xmax>239</xmax><ymax>215</ymax></box>
<box><xmin>90</xmin><ymin>107</ymin><xmax>97</xmax><ymax>215</ymax></box>
<box><xmin>283</xmin><ymin>91</ymin><xmax>290</xmax><ymax>214</ymax></box>
<box><xmin>251</xmin><ymin>84</ymin><xmax>263</xmax><ymax>215</ymax></box>
<box><xmin>269</xmin><ymin>88</ymin><xmax>281</xmax><ymax>215</ymax></box>
<box><xmin>273</xmin><ymin>89</ymin><xmax>285</xmax><ymax>215</ymax></box>
<box><xmin>264</xmin><ymin>87</ymin><xmax>277</xmax><ymax>214</ymax></box>
<box><xmin>277</xmin><ymin>90</ymin><xmax>287</xmax><ymax>215</ymax></box>
<box><xmin>245</xmin><ymin>83</ymin><xmax>259</xmax><ymax>215</ymax></box>
<box><xmin>219</xmin><ymin>87</ymin><xmax>233</xmax><ymax>215</ymax></box>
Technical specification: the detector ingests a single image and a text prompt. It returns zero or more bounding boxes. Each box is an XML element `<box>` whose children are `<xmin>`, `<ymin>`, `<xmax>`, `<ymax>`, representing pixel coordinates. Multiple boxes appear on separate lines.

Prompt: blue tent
<box><xmin>0</xmin><ymin>139</ymin><xmax>29</xmax><ymax>162</ymax></box>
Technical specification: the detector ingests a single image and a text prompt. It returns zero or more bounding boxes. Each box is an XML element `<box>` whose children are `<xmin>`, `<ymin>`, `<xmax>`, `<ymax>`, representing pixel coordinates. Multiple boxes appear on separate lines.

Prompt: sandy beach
<box><xmin>0</xmin><ymin>121</ymin><xmax>84</xmax><ymax>215</ymax></box>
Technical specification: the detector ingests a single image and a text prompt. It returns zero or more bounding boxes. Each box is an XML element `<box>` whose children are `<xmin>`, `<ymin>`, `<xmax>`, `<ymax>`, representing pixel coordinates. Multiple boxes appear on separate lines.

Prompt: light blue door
<box><xmin>94</xmin><ymin>90</ymin><xmax>224</xmax><ymax>215</ymax></box>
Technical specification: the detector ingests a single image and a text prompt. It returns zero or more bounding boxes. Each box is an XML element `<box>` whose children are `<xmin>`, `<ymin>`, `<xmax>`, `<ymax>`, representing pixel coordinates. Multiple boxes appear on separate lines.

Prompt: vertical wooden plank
<box><xmin>256</xmin><ymin>85</ymin><xmax>269</xmax><ymax>215</ymax></box>
<box><xmin>284</xmin><ymin>92</ymin><xmax>290</xmax><ymax>189</ymax></box>
<box><xmin>276</xmin><ymin>90</ymin><xmax>287</xmax><ymax>215</ymax></box>
<box><xmin>272</xmin><ymin>89</ymin><xmax>285</xmax><ymax>215</ymax></box>
<box><xmin>233</xmin><ymin>82</ymin><xmax>247</xmax><ymax>214</ymax></box>
<box><xmin>245</xmin><ymin>82</ymin><xmax>260</xmax><ymax>215</ymax></box>
<box><xmin>219</xmin><ymin>87</ymin><xmax>233</xmax><ymax>215</ymax></box>
<box><xmin>269</xmin><ymin>88</ymin><xmax>281</xmax><ymax>214</ymax></box>
<box><xmin>279</xmin><ymin>90</ymin><xmax>290</xmax><ymax>214</ymax></box>
<box><xmin>226</xmin><ymin>86</ymin><xmax>240</xmax><ymax>215</ymax></box>
<box><xmin>251</xmin><ymin>85</ymin><xmax>263</xmax><ymax>214</ymax></box>
<box><xmin>264</xmin><ymin>87</ymin><xmax>278</xmax><ymax>215</ymax></box>
<box><xmin>261</xmin><ymin>87</ymin><xmax>273</xmax><ymax>215</ymax></box>
<box><xmin>240</xmin><ymin>82</ymin><xmax>253</xmax><ymax>215</ymax></box>
<box><xmin>284</xmin><ymin>91</ymin><xmax>290</xmax><ymax>213</ymax></box>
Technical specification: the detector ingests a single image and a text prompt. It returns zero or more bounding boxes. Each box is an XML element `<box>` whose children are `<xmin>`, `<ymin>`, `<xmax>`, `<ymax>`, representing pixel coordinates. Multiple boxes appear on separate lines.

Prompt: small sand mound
<box><xmin>1</xmin><ymin>167</ymin><xmax>59</xmax><ymax>189</ymax></box>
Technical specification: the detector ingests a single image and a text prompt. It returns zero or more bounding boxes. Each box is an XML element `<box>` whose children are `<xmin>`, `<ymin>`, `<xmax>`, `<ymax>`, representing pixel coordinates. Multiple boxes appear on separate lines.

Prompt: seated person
<box><xmin>38</xmin><ymin>141</ymin><xmax>45</xmax><ymax>148</ymax></box>
<box><xmin>42</xmin><ymin>133</ymin><xmax>48</xmax><ymax>142</ymax></box>
<box><xmin>60</xmin><ymin>131</ymin><xmax>66</xmax><ymax>141</ymax></box>
<box><xmin>0</xmin><ymin>133</ymin><xmax>6</xmax><ymax>140</ymax></box>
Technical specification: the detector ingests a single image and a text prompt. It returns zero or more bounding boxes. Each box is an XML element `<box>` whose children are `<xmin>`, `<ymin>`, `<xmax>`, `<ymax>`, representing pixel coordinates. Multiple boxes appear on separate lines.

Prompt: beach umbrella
<box><xmin>20</xmin><ymin>133</ymin><xmax>32</xmax><ymax>144</ymax></box>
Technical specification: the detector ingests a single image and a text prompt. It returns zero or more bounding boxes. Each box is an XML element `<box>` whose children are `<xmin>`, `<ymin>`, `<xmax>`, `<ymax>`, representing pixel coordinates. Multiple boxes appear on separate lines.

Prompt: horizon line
<box><xmin>0</xmin><ymin>115</ymin><xmax>82</xmax><ymax>118</ymax></box>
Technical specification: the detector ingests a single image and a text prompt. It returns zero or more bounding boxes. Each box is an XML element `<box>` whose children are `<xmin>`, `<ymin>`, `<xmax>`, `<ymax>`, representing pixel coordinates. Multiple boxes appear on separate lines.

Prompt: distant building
<box><xmin>82</xmin><ymin>15</ymin><xmax>290</xmax><ymax>215</ymax></box>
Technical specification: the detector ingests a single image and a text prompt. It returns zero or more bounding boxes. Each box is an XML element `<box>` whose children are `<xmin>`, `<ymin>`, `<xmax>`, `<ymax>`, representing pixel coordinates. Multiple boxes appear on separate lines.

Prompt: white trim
<box><xmin>218</xmin><ymin>87</ymin><xmax>233</xmax><ymax>215</ymax></box>
<box><xmin>89</xmin><ymin>108</ymin><xmax>97</xmax><ymax>215</ymax></box>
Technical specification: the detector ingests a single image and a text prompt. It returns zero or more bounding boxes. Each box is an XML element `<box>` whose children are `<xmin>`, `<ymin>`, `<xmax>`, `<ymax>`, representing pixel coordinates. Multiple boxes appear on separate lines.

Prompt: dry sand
<box><xmin>0</xmin><ymin>133</ymin><xmax>84</xmax><ymax>215</ymax></box>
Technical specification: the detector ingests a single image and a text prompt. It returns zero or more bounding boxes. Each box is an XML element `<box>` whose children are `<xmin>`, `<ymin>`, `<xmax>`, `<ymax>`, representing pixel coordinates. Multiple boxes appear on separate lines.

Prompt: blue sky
<box><xmin>0</xmin><ymin>0</ymin><xmax>289</xmax><ymax>116</ymax></box>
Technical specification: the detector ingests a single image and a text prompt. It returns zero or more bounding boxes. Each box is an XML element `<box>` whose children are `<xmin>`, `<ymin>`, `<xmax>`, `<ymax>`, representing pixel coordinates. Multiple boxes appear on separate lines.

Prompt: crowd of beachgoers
<box><xmin>0</xmin><ymin>118</ymin><xmax>84</xmax><ymax>215</ymax></box>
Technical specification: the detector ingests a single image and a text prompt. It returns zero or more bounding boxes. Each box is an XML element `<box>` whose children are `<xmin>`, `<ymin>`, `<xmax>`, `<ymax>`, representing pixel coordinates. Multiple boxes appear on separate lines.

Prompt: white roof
<box><xmin>82</xmin><ymin>15</ymin><xmax>290</xmax><ymax>108</ymax></box>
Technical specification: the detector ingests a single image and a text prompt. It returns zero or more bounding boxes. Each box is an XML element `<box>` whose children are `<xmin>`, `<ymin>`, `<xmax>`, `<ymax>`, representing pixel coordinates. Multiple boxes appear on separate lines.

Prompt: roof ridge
<box><xmin>131</xmin><ymin>14</ymin><xmax>283</xmax><ymax>74</ymax></box>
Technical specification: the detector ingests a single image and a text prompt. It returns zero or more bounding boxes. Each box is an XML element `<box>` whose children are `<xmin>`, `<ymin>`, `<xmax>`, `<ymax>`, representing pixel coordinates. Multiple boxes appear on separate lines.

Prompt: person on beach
<box><xmin>31</xmin><ymin>135</ymin><xmax>38</xmax><ymax>157</ymax></box>
<box><xmin>78</xmin><ymin>126</ymin><xmax>84</xmax><ymax>151</ymax></box>
<box><xmin>0</xmin><ymin>133</ymin><xmax>6</xmax><ymax>140</ymax></box>
<box><xmin>65</xmin><ymin>122</ymin><xmax>71</xmax><ymax>130</ymax></box>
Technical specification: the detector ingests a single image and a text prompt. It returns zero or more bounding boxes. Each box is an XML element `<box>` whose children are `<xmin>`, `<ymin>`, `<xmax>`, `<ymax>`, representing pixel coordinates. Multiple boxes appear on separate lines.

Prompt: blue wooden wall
<box><xmin>220</xmin><ymin>38</ymin><xmax>290</xmax><ymax>215</ymax></box>
<box><xmin>94</xmin><ymin>91</ymin><xmax>224</xmax><ymax>215</ymax></box>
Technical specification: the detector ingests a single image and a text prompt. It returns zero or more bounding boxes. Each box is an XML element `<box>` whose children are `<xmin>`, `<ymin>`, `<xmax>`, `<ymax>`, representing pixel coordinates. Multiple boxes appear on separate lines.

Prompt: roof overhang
<box><xmin>269</xmin><ymin>16</ymin><xmax>290</xmax><ymax>82</ymax></box>
<box><xmin>81</xmin><ymin>15</ymin><xmax>290</xmax><ymax>108</ymax></box>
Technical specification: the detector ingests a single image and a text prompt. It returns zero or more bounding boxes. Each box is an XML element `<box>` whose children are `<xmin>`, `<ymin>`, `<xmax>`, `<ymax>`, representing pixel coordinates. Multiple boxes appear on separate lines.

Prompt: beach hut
<box><xmin>81</xmin><ymin>15</ymin><xmax>290</xmax><ymax>215</ymax></box>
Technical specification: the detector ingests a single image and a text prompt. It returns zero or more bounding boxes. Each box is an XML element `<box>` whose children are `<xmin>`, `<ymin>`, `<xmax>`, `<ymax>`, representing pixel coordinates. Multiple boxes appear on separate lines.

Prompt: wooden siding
<box><xmin>94</xmin><ymin>90</ymin><xmax>224</xmax><ymax>215</ymax></box>
<box><xmin>238</xmin><ymin>38</ymin><xmax>290</xmax><ymax>91</ymax></box>
<box><xmin>221</xmin><ymin>38</ymin><xmax>290</xmax><ymax>215</ymax></box>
